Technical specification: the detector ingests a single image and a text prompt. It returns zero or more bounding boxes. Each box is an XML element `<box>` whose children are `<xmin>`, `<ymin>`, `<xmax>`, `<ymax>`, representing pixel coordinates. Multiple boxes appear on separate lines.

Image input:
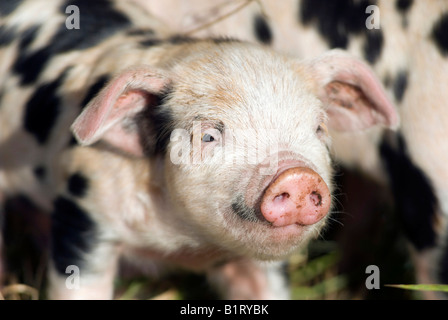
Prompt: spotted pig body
<box><xmin>0</xmin><ymin>0</ymin><xmax>398</xmax><ymax>299</ymax></box>
<box><xmin>138</xmin><ymin>0</ymin><xmax>448</xmax><ymax>295</ymax></box>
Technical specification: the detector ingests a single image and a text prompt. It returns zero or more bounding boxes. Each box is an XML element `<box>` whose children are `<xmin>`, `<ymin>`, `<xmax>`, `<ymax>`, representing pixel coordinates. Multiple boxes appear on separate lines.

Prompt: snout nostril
<box><xmin>310</xmin><ymin>191</ymin><xmax>322</xmax><ymax>207</ymax></box>
<box><xmin>274</xmin><ymin>192</ymin><xmax>290</xmax><ymax>203</ymax></box>
<box><xmin>275</xmin><ymin>192</ymin><xmax>290</xmax><ymax>200</ymax></box>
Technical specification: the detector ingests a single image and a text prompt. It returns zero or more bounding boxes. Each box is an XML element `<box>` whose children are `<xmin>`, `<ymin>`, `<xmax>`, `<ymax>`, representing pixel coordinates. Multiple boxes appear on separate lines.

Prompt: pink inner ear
<box><xmin>108</xmin><ymin>90</ymin><xmax>148</xmax><ymax>125</ymax></box>
<box><xmin>71</xmin><ymin>66</ymin><xmax>171</xmax><ymax>157</ymax></box>
<box><xmin>324</xmin><ymin>81</ymin><xmax>385</xmax><ymax>131</ymax></box>
<box><xmin>100</xmin><ymin>90</ymin><xmax>150</xmax><ymax>156</ymax></box>
<box><xmin>326</xmin><ymin>81</ymin><xmax>368</xmax><ymax>109</ymax></box>
<box><xmin>305</xmin><ymin>50</ymin><xmax>399</xmax><ymax>132</ymax></box>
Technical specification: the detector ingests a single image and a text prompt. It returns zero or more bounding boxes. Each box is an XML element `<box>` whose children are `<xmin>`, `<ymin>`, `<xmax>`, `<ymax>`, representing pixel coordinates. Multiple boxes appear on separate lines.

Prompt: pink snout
<box><xmin>260</xmin><ymin>167</ymin><xmax>331</xmax><ymax>227</ymax></box>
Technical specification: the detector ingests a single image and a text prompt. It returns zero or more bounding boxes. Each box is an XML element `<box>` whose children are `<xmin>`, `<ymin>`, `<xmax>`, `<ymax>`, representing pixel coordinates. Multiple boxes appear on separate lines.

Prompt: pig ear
<box><xmin>302</xmin><ymin>49</ymin><xmax>399</xmax><ymax>131</ymax></box>
<box><xmin>71</xmin><ymin>66</ymin><xmax>171</xmax><ymax>156</ymax></box>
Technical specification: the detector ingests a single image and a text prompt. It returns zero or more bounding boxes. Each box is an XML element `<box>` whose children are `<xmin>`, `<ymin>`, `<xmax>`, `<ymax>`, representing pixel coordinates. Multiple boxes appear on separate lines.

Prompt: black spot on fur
<box><xmin>6</xmin><ymin>24</ymin><xmax>40</xmax><ymax>81</ymax></box>
<box><xmin>58</xmin><ymin>0</ymin><xmax>131</xmax><ymax>50</ymax></box>
<box><xmin>380</xmin><ymin>132</ymin><xmax>438</xmax><ymax>251</ymax></box>
<box><xmin>51</xmin><ymin>196</ymin><xmax>97</xmax><ymax>275</ymax></box>
<box><xmin>145</xmin><ymin>35</ymin><xmax>193</xmax><ymax>46</ymax></box>
<box><xmin>12</xmin><ymin>47</ymin><xmax>51</xmax><ymax>85</ymax></box>
<box><xmin>300</xmin><ymin>0</ymin><xmax>347</xmax><ymax>48</ymax></box>
<box><xmin>18</xmin><ymin>25</ymin><xmax>40</xmax><ymax>51</ymax></box>
<box><xmin>69</xmin><ymin>134</ymin><xmax>79</xmax><ymax>147</ymax></box>
<box><xmin>136</xmin><ymin>88</ymin><xmax>175</xmax><ymax>156</ymax></box>
<box><xmin>211</xmin><ymin>37</ymin><xmax>240</xmax><ymax>44</ymax></box>
<box><xmin>396</xmin><ymin>0</ymin><xmax>413</xmax><ymax>13</ymax></box>
<box><xmin>431</xmin><ymin>13</ymin><xmax>448</xmax><ymax>57</ymax></box>
<box><xmin>300</xmin><ymin>0</ymin><xmax>377</xmax><ymax>49</ymax></box>
<box><xmin>67</xmin><ymin>173</ymin><xmax>89</xmax><ymax>198</ymax></box>
<box><xmin>0</xmin><ymin>0</ymin><xmax>23</xmax><ymax>16</ymax></box>
<box><xmin>3</xmin><ymin>194</ymin><xmax>48</xmax><ymax>283</ymax></box>
<box><xmin>140</xmin><ymin>36</ymin><xmax>238</xmax><ymax>48</ymax></box>
<box><xmin>363</xmin><ymin>29</ymin><xmax>384</xmax><ymax>64</ymax></box>
<box><xmin>23</xmin><ymin>69</ymin><xmax>69</xmax><ymax>144</ymax></box>
<box><xmin>33</xmin><ymin>166</ymin><xmax>46</xmax><ymax>181</ymax></box>
<box><xmin>13</xmin><ymin>0</ymin><xmax>131</xmax><ymax>85</ymax></box>
<box><xmin>396</xmin><ymin>0</ymin><xmax>413</xmax><ymax>28</ymax></box>
<box><xmin>383</xmin><ymin>73</ymin><xmax>392</xmax><ymax>89</ymax></box>
<box><xmin>254</xmin><ymin>14</ymin><xmax>273</xmax><ymax>45</ymax></box>
<box><xmin>171</xmin><ymin>35</ymin><xmax>238</xmax><ymax>45</ymax></box>
<box><xmin>81</xmin><ymin>75</ymin><xmax>110</xmax><ymax>109</ymax></box>
<box><xmin>126</xmin><ymin>28</ymin><xmax>155</xmax><ymax>37</ymax></box>
<box><xmin>231</xmin><ymin>194</ymin><xmax>257</xmax><ymax>222</ymax></box>
<box><xmin>0</xmin><ymin>25</ymin><xmax>17</xmax><ymax>47</ymax></box>
<box><xmin>139</xmin><ymin>38</ymin><xmax>162</xmax><ymax>47</ymax></box>
<box><xmin>151</xmin><ymin>108</ymin><xmax>174</xmax><ymax>155</ymax></box>
<box><xmin>393</xmin><ymin>70</ymin><xmax>409</xmax><ymax>103</ymax></box>
<box><xmin>439</xmin><ymin>232</ymin><xmax>448</xmax><ymax>285</ymax></box>
<box><xmin>168</xmin><ymin>35</ymin><xmax>197</xmax><ymax>45</ymax></box>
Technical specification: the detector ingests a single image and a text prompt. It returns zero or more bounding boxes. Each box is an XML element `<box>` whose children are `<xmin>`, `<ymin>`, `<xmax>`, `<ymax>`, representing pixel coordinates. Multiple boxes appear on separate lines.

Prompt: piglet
<box><xmin>48</xmin><ymin>43</ymin><xmax>398</xmax><ymax>299</ymax></box>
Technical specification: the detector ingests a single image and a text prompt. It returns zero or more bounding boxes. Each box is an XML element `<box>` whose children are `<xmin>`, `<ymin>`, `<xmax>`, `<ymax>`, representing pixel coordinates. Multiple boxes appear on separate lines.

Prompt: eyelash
<box><xmin>316</xmin><ymin>125</ymin><xmax>323</xmax><ymax>134</ymax></box>
<box><xmin>316</xmin><ymin>123</ymin><xmax>328</xmax><ymax>138</ymax></box>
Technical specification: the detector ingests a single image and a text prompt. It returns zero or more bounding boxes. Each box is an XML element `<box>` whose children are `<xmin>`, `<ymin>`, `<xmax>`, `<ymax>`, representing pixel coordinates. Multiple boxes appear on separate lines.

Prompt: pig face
<box><xmin>72</xmin><ymin>41</ymin><xmax>398</xmax><ymax>261</ymax></box>
<box><xmin>162</xmin><ymin>44</ymin><xmax>335</xmax><ymax>259</ymax></box>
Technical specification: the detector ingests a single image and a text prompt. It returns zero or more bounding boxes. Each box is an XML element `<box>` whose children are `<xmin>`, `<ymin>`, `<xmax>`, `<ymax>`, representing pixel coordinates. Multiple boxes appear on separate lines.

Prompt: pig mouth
<box><xmin>231</xmin><ymin>193</ymin><xmax>263</xmax><ymax>223</ymax></box>
<box><xmin>224</xmin><ymin>197</ymin><xmax>324</xmax><ymax>260</ymax></box>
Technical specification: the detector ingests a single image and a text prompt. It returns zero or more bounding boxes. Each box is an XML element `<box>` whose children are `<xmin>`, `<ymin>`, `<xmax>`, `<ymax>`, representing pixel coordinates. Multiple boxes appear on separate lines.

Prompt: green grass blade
<box><xmin>385</xmin><ymin>284</ymin><xmax>448</xmax><ymax>292</ymax></box>
<box><xmin>117</xmin><ymin>282</ymin><xmax>145</xmax><ymax>300</ymax></box>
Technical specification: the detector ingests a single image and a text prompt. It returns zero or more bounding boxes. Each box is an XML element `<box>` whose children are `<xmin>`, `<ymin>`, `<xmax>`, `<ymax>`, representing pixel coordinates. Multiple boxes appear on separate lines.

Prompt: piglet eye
<box><xmin>316</xmin><ymin>123</ymin><xmax>328</xmax><ymax>138</ymax></box>
<box><xmin>202</xmin><ymin>133</ymin><xmax>215</xmax><ymax>143</ymax></box>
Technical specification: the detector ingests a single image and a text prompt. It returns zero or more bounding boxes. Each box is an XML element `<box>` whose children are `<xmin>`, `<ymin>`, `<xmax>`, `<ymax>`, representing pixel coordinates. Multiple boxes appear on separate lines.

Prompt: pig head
<box><xmin>72</xmin><ymin>43</ymin><xmax>398</xmax><ymax>264</ymax></box>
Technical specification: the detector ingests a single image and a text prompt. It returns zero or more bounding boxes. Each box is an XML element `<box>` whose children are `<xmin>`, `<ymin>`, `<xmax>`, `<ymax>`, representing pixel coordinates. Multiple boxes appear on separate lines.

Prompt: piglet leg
<box><xmin>207</xmin><ymin>259</ymin><xmax>289</xmax><ymax>300</ymax></box>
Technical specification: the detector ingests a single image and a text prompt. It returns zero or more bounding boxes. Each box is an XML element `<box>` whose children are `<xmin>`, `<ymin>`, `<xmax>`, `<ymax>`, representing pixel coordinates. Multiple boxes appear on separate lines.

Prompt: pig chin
<box><xmin>222</xmin><ymin>196</ymin><xmax>327</xmax><ymax>260</ymax></box>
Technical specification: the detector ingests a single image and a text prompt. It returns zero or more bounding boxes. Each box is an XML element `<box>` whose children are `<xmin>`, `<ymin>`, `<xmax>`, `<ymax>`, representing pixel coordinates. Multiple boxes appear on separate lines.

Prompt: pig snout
<box><xmin>260</xmin><ymin>167</ymin><xmax>331</xmax><ymax>227</ymax></box>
